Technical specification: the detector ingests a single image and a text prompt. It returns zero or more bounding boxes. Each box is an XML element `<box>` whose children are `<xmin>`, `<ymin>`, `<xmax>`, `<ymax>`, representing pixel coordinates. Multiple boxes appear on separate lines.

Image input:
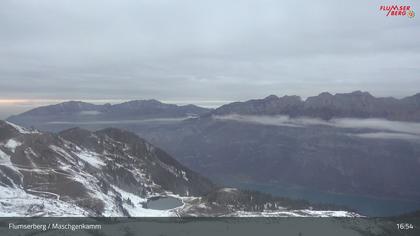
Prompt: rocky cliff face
<box><xmin>213</xmin><ymin>91</ymin><xmax>420</xmax><ymax>121</ymax></box>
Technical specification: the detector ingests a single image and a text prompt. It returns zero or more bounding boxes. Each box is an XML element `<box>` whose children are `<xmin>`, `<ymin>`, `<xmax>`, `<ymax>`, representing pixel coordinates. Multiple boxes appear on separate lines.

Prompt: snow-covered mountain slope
<box><xmin>0</xmin><ymin>121</ymin><xmax>360</xmax><ymax>217</ymax></box>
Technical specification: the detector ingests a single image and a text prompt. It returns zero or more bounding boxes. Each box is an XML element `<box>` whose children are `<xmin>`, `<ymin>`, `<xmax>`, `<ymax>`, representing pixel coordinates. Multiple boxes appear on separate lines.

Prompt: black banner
<box><xmin>1</xmin><ymin>217</ymin><xmax>419</xmax><ymax>236</ymax></box>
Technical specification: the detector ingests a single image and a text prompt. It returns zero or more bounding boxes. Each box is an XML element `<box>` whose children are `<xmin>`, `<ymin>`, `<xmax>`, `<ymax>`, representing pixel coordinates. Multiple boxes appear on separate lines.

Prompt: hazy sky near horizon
<box><xmin>0</xmin><ymin>0</ymin><xmax>420</xmax><ymax>118</ymax></box>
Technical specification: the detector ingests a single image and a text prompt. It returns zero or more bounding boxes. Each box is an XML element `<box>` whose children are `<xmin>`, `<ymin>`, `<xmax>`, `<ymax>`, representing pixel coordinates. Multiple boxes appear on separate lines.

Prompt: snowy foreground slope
<box><xmin>0</xmin><ymin>121</ymin><xmax>360</xmax><ymax>217</ymax></box>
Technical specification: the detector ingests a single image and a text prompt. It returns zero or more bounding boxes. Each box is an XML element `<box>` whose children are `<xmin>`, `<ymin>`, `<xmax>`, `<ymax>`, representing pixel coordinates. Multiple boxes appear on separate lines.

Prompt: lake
<box><xmin>222</xmin><ymin>181</ymin><xmax>420</xmax><ymax>217</ymax></box>
<box><xmin>146</xmin><ymin>196</ymin><xmax>183</xmax><ymax>210</ymax></box>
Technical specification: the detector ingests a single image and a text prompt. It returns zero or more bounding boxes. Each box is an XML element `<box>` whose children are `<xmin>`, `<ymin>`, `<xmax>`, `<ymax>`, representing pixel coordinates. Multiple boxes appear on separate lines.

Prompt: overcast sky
<box><xmin>0</xmin><ymin>0</ymin><xmax>419</xmax><ymax>117</ymax></box>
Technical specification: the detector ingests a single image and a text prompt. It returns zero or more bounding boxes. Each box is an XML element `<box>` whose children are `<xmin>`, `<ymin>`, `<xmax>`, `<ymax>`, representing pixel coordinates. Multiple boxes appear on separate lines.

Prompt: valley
<box><xmin>5</xmin><ymin>91</ymin><xmax>420</xmax><ymax>217</ymax></box>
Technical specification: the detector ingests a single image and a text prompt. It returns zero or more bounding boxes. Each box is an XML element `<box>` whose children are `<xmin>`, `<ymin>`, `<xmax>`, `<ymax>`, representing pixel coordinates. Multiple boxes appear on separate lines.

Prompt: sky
<box><xmin>0</xmin><ymin>0</ymin><xmax>419</xmax><ymax>118</ymax></box>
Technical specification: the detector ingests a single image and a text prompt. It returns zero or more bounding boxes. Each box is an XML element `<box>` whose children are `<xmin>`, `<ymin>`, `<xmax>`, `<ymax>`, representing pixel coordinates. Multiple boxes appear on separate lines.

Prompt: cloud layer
<box><xmin>213</xmin><ymin>114</ymin><xmax>420</xmax><ymax>140</ymax></box>
<box><xmin>0</xmin><ymin>0</ymin><xmax>419</xmax><ymax>105</ymax></box>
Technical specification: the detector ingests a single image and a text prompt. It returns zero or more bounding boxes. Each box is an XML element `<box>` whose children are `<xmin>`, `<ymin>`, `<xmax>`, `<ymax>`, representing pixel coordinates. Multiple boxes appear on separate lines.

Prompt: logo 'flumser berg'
<box><xmin>407</xmin><ymin>10</ymin><xmax>415</xmax><ymax>18</ymax></box>
<box><xmin>379</xmin><ymin>5</ymin><xmax>415</xmax><ymax>18</ymax></box>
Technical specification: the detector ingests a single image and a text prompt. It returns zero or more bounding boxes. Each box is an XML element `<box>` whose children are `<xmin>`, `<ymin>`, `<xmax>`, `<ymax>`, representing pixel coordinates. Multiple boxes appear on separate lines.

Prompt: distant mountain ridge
<box><xmin>13</xmin><ymin>99</ymin><xmax>211</xmax><ymax>118</ymax></box>
<box><xmin>213</xmin><ymin>91</ymin><xmax>420</xmax><ymax>121</ymax></box>
<box><xmin>8</xmin><ymin>92</ymin><xmax>420</xmax><ymax>129</ymax></box>
<box><xmin>7</xmin><ymin>99</ymin><xmax>212</xmax><ymax>129</ymax></box>
<box><xmin>4</xmin><ymin>92</ymin><xmax>420</xmax><ymax>215</ymax></box>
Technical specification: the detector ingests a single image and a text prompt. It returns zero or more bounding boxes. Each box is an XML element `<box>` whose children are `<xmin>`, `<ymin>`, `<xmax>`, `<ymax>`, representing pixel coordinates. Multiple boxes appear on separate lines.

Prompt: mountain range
<box><xmin>212</xmin><ymin>91</ymin><xmax>420</xmax><ymax>121</ymax></box>
<box><xmin>7</xmin><ymin>99</ymin><xmax>211</xmax><ymax>131</ymax></box>
<box><xmin>5</xmin><ymin>91</ymin><xmax>420</xmax><ymax>216</ymax></box>
<box><xmin>8</xmin><ymin>91</ymin><xmax>420</xmax><ymax>128</ymax></box>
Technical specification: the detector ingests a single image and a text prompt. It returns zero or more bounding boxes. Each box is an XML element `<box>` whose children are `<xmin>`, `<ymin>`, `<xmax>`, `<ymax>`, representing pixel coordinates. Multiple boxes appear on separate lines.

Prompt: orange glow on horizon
<box><xmin>0</xmin><ymin>99</ymin><xmax>32</xmax><ymax>105</ymax></box>
<box><xmin>0</xmin><ymin>99</ymin><xmax>126</xmax><ymax>106</ymax></box>
<box><xmin>0</xmin><ymin>99</ymin><xmax>64</xmax><ymax>106</ymax></box>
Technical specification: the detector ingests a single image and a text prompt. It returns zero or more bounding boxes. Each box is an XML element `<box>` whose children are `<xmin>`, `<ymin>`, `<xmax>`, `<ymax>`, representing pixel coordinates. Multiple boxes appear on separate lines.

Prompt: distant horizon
<box><xmin>1</xmin><ymin>0</ymin><xmax>419</xmax><ymax>112</ymax></box>
<box><xmin>0</xmin><ymin>98</ymin><xmax>229</xmax><ymax>119</ymax></box>
<box><xmin>1</xmin><ymin>90</ymin><xmax>419</xmax><ymax>119</ymax></box>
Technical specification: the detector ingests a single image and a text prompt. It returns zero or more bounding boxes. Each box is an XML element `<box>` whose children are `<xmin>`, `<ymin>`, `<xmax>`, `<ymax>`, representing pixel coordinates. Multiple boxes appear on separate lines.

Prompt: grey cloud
<box><xmin>352</xmin><ymin>132</ymin><xmax>420</xmax><ymax>140</ymax></box>
<box><xmin>0</xmin><ymin>0</ymin><xmax>419</xmax><ymax>104</ymax></box>
<box><xmin>331</xmin><ymin>118</ymin><xmax>420</xmax><ymax>135</ymax></box>
<box><xmin>213</xmin><ymin>114</ymin><xmax>420</xmax><ymax>139</ymax></box>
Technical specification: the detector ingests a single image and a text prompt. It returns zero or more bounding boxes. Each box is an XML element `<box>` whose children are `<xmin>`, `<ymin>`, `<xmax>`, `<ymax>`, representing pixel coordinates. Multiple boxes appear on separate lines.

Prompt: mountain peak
<box><xmin>346</xmin><ymin>91</ymin><xmax>373</xmax><ymax>98</ymax></box>
<box><xmin>55</xmin><ymin>100</ymin><xmax>99</xmax><ymax>110</ymax></box>
<box><xmin>264</xmin><ymin>95</ymin><xmax>279</xmax><ymax>100</ymax></box>
<box><xmin>318</xmin><ymin>92</ymin><xmax>333</xmax><ymax>97</ymax></box>
<box><xmin>124</xmin><ymin>99</ymin><xmax>163</xmax><ymax>105</ymax></box>
<box><xmin>60</xmin><ymin>100</ymin><xmax>91</xmax><ymax>105</ymax></box>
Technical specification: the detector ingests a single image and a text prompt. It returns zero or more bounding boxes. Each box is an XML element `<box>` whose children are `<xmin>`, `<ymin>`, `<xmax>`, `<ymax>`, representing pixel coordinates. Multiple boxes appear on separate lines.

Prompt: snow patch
<box><xmin>228</xmin><ymin>209</ymin><xmax>361</xmax><ymax>217</ymax></box>
<box><xmin>181</xmin><ymin>170</ymin><xmax>189</xmax><ymax>181</ymax></box>
<box><xmin>220</xmin><ymin>188</ymin><xmax>238</xmax><ymax>193</ymax></box>
<box><xmin>75</xmin><ymin>150</ymin><xmax>106</xmax><ymax>168</ymax></box>
<box><xmin>49</xmin><ymin>145</ymin><xmax>77</xmax><ymax>165</ymax></box>
<box><xmin>4</xmin><ymin>139</ymin><xmax>22</xmax><ymax>153</ymax></box>
<box><xmin>0</xmin><ymin>149</ymin><xmax>17</xmax><ymax>173</ymax></box>
<box><xmin>0</xmin><ymin>185</ymin><xmax>88</xmax><ymax>217</ymax></box>
<box><xmin>0</xmin><ymin>149</ymin><xmax>11</xmax><ymax>163</ymax></box>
